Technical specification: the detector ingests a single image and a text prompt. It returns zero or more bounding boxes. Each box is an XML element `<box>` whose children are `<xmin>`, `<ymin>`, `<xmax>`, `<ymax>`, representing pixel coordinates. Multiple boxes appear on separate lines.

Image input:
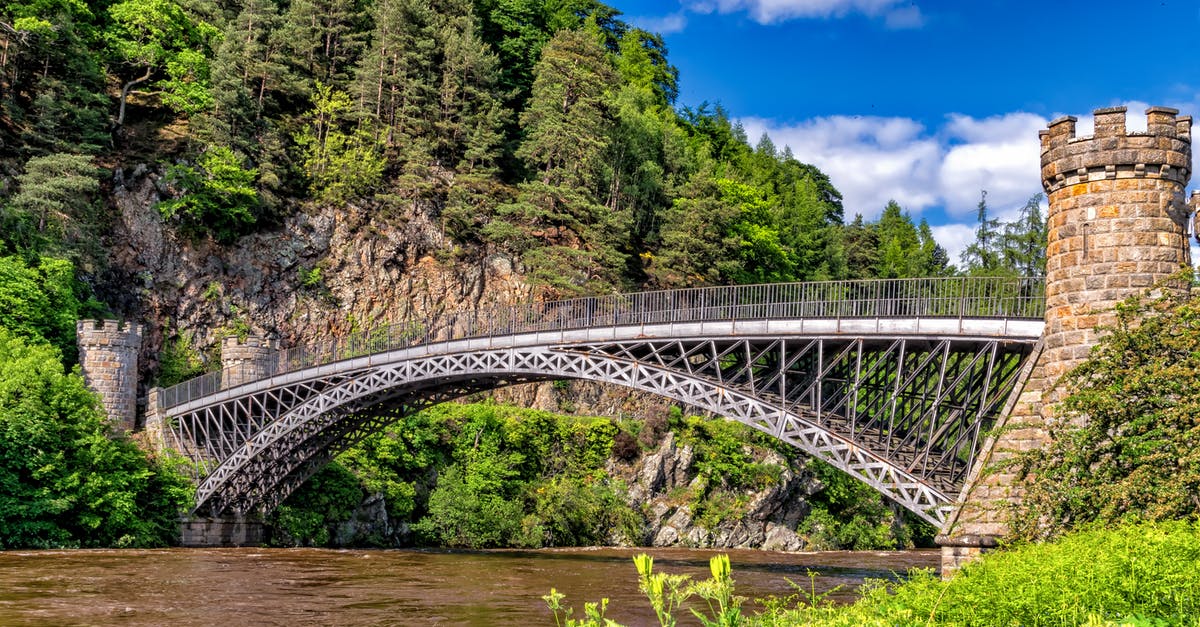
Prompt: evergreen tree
<box><xmin>917</xmin><ymin>218</ymin><xmax>951</xmax><ymax>276</ymax></box>
<box><xmin>5</xmin><ymin>153</ymin><xmax>100</xmax><ymax>256</ymax></box>
<box><xmin>843</xmin><ymin>214</ymin><xmax>879</xmax><ymax>280</ymax></box>
<box><xmin>960</xmin><ymin>190</ymin><xmax>1003</xmax><ymax>275</ymax></box>
<box><xmin>1002</xmin><ymin>193</ymin><xmax>1047</xmax><ymax>276</ymax></box>
<box><xmin>486</xmin><ymin>28</ymin><xmax>625</xmax><ymax>296</ymax></box>
<box><xmin>279</xmin><ymin>0</ymin><xmax>367</xmax><ymax>86</ymax></box>
<box><xmin>875</xmin><ymin>200</ymin><xmax>921</xmax><ymax>278</ymax></box>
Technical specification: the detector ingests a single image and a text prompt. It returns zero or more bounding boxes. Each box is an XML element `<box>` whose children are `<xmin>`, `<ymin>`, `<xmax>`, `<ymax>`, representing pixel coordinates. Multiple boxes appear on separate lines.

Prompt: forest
<box><xmin>0</xmin><ymin>0</ymin><xmax>1049</xmax><ymax>549</ymax></box>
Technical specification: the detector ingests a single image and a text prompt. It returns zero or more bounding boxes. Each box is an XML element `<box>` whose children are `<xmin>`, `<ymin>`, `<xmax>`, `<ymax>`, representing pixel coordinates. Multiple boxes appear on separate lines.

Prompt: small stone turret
<box><xmin>221</xmin><ymin>335</ymin><xmax>277</xmax><ymax>389</ymax></box>
<box><xmin>1039</xmin><ymin>106</ymin><xmax>1193</xmax><ymax>382</ymax></box>
<box><xmin>77</xmin><ymin>319</ymin><xmax>143</xmax><ymax>430</ymax></box>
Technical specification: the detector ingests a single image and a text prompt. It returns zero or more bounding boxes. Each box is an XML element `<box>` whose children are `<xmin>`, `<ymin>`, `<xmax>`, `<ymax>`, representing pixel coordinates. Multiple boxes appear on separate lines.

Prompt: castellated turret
<box><xmin>221</xmin><ymin>335</ymin><xmax>277</xmax><ymax>389</ymax></box>
<box><xmin>77</xmin><ymin>319</ymin><xmax>143</xmax><ymax>430</ymax></box>
<box><xmin>1039</xmin><ymin>105</ymin><xmax>1192</xmax><ymax>383</ymax></box>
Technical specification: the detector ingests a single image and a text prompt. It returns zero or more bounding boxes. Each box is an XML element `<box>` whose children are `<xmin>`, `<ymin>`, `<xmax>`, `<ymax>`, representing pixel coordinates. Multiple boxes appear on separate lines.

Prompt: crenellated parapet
<box><xmin>1040</xmin><ymin>106</ymin><xmax>1192</xmax><ymax>194</ymax></box>
<box><xmin>221</xmin><ymin>335</ymin><xmax>277</xmax><ymax>389</ymax></box>
<box><xmin>77</xmin><ymin>319</ymin><xmax>144</xmax><ymax>430</ymax></box>
<box><xmin>1039</xmin><ymin>106</ymin><xmax>1192</xmax><ymax>379</ymax></box>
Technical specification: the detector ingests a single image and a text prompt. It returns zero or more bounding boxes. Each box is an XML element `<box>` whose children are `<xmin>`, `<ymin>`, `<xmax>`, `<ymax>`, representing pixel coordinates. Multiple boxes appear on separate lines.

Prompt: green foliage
<box><xmin>0</xmin><ymin>328</ymin><xmax>190</xmax><ymax>548</ymax></box>
<box><xmin>268</xmin><ymin>462</ymin><xmax>365</xmax><ymax>546</ymax></box>
<box><xmin>0</xmin><ymin>255</ymin><xmax>82</xmax><ymax>359</ymax></box>
<box><xmin>4</xmin><ymin>153</ymin><xmax>101</xmax><ymax>256</ymax></box>
<box><xmin>158</xmin><ymin>146</ymin><xmax>260</xmax><ymax>242</ymax></box>
<box><xmin>1011</xmin><ymin>281</ymin><xmax>1200</xmax><ymax>540</ymax></box>
<box><xmin>105</xmin><ymin>0</ymin><xmax>219</xmax><ymax>125</ymax></box>
<box><xmin>293</xmin><ymin>82</ymin><xmax>385</xmax><ymax>204</ymax></box>
<box><xmin>799</xmin><ymin>459</ymin><xmax>930</xmax><ymax>550</ymax></box>
<box><xmin>156</xmin><ymin>329</ymin><xmax>208</xmax><ymax>387</ymax></box>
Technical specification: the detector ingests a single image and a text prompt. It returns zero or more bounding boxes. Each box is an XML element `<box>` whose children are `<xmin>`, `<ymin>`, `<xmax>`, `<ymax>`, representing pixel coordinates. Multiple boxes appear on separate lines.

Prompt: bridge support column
<box><xmin>938</xmin><ymin>106</ymin><xmax>1193</xmax><ymax>574</ymax></box>
<box><xmin>179</xmin><ymin>516</ymin><xmax>264</xmax><ymax>547</ymax></box>
<box><xmin>77</xmin><ymin>319</ymin><xmax>143</xmax><ymax>431</ymax></box>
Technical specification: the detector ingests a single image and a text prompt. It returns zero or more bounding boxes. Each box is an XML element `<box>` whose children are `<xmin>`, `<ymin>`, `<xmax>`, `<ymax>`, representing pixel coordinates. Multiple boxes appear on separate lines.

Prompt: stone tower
<box><xmin>1039</xmin><ymin>105</ymin><xmax>1192</xmax><ymax>385</ymax></box>
<box><xmin>77</xmin><ymin>319</ymin><xmax>144</xmax><ymax>430</ymax></box>
<box><xmin>221</xmin><ymin>335</ymin><xmax>277</xmax><ymax>389</ymax></box>
<box><xmin>939</xmin><ymin>106</ymin><xmax>1193</xmax><ymax>573</ymax></box>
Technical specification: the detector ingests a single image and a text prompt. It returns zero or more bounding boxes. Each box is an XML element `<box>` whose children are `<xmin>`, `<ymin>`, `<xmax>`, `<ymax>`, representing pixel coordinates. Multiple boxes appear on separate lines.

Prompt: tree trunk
<box><xmin>116</xmin><ymin>66</ymin><xmax>154</xmax><ymax>128</ymax></box>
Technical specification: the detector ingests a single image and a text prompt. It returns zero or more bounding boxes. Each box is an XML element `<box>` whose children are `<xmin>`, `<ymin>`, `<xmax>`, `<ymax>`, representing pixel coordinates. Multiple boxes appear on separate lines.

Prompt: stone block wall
<box><xmin>220</xmin><ymin>335</ymin><xmax>277</xmax><ymax>389</ymax></box>
<box><xmin>939</xmin><ymin>107</ymin><xmax>1193</xmax><ymax>572</ymax></box>
<box><xmin>77</xmin><ymin>319</ymin><xmax>143</xmax><ymax>431</ymax></box>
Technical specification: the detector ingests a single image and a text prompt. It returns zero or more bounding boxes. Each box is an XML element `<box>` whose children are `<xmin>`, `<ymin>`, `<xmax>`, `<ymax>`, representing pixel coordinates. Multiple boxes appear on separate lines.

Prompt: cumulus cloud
<box><xmin>930</xmin><ymin>223</ymin><xmax>976</xmax><ymax>268</ymax></box>
<box><xmin>739</xmin><ymin>111</ymin><xmax>1046</xmax><ymax>220</ymax></box>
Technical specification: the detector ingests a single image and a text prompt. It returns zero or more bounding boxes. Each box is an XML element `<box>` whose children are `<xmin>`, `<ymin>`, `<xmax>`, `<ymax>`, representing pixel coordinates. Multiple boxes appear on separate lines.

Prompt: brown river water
<box><xmin>0</xmin><ymin>547</ymin><xmax>937</xmax><ymax>626</ymax></box>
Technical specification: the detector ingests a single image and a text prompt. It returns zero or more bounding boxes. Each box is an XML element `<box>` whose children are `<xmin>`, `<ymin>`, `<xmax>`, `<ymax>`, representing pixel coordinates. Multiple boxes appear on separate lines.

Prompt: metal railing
<box><xmin>159</xmin><ymin>276</ymin><xmax>1045</xmax><ymax>410</ymax></box>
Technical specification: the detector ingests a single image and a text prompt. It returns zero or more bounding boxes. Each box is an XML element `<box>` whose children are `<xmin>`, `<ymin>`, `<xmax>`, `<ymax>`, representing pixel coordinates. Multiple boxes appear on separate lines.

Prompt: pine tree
<box><xmin>961</xmin><ymin>190</ymin><xmax>1003</xmax><ymax>275</ymax></box>
<box><xmin>1002</xmin><ymin>193</ymin><xmax>1047</xmax><ymax>276</ymax></box>
<box><xmin>843</xmin><ymin>214</ymin><xmax>879</xmax><ymax>280</ymax></box>
<box><xmin>486</xmin><ymin>28</ymin><xmax>624</xmax><ymax>296</ymax></box>
<box><xmin>279</xmin><ymin>0</ymin><xmax>366</xmax><ymax>86</ymax></box>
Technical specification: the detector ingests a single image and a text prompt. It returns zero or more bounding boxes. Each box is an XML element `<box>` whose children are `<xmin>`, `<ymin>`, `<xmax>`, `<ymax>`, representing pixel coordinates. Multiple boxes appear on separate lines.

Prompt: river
<box><xmin>0</xmin><ymin>547</ymin><xmax>937</xmax><ymax>626</ymax></box>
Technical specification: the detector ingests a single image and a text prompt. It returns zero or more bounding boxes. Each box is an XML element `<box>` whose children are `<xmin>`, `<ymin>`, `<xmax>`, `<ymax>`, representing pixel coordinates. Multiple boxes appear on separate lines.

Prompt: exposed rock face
<box><xmin>609</xmin><ymin>432</ymin><xmax>821</xmax><ymax>552</ymax></box>
<box><xmin>102</xmin><ymin>167</ymin><xmax>531</xmax><ymax>402</ymax></box>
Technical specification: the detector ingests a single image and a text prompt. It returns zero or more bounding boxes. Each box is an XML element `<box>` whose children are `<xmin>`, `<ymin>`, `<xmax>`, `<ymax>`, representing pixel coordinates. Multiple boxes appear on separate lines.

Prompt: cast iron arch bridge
<box><xmin>157</xmin><ymin>277</ymin><xmax>1045</xmax><ymax>528</ymax></box>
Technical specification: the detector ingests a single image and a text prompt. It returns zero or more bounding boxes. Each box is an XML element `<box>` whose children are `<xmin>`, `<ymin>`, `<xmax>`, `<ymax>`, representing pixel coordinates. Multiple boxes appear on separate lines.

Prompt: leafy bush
<box><xmin>268</xmin><ymin>462</ymin><xmax>364</xmax><ymax>546</ymax></box>
<box><xmin>1011</xmin><ymin>282</ymin><xmax>1200</xmax><ymax>541</ymax></box>
<box><xmin>158</xmin><ymin>146</ymin><xmax>259</xmax><ymax>242</ymax></box>
<box><xmin>0</xmin><ymin>255</ymin><xmax>83</xmax><ymax>361</ymax></box>
<box><xmin>156</xmin><ymin>329</ymin><xmax>209</xmax><ymax>386</ymax></box>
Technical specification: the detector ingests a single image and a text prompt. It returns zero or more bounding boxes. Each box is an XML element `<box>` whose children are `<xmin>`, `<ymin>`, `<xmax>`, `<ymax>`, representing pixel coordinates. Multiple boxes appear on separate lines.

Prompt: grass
<box><xmin>549</xmin><ymin>521</ymin><xmax>1200</xmax><ymax>627</ymax></box>
<box><xmin>759</xmin><ymin>520</ymin><xmax>1200</xmax><ymax>626</ymax></box>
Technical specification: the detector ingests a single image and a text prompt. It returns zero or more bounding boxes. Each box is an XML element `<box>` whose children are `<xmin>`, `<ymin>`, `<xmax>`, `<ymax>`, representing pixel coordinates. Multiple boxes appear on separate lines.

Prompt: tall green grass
<box><xmin>548</xmin><ymin>521</ymin><xmax>1200</xmax><ymax>626</ymax></box>
<box><xmin>763</xmin><ymin>521</ymin><xmax>1200</xmax><ymax>626</ymax></box>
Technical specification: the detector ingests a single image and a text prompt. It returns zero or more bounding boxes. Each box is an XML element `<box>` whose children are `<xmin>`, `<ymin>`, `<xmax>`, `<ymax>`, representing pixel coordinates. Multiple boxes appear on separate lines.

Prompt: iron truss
<box><xmin>169</xmin><ymin>334</ymin><xmax>1036</xmax><ymax>527</ymax></box>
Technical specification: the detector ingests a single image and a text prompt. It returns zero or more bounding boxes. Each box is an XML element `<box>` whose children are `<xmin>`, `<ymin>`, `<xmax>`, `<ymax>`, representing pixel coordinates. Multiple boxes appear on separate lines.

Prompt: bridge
<box><xmin>143</xmin><ymin>277</ymin><xmax>1044</xmax><ymax>529</ymax></box>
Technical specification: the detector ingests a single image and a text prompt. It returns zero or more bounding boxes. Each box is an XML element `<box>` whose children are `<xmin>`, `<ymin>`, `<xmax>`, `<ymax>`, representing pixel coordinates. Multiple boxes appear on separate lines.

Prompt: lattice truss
<box><xmin>168</xmin><ymin>336</ymin><xmax>1035</xmax><ymax>527</ymax></box>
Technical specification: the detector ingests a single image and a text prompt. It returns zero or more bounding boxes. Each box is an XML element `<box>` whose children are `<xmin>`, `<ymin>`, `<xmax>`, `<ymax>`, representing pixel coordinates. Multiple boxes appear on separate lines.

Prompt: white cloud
<box><xmin>684</xmin><ymin>0</ymin><xmax>920</xmax><ymax>25</ymax></box>
<box><xmin>740</xmin><ymin>111</ymin><xmax>1051</xmax><ymax>220</ymax></box>
<box><xmin>938</xmin><ymin>113</ymin><xmax>1046</xmax><ymax>216</ymax></box>
<box><xmin>930</xmin><ymin>223</ymin><xmax>975</xmax><ymax>268</ymax></box>
<box><xmin>628</xmin><ymin>12</ymin><xmax>689</xmax><ymax>34</ymax></box>
<box><xmin>740</xmin><ymin>110</ymin><xmax>1053</xmax><ymax>265</ymax></box>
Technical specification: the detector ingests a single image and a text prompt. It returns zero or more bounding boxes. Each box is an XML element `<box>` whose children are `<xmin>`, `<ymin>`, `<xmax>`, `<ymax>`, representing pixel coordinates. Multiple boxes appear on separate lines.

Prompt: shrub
<box><xmin>1011</xmin><ymin>282</ymin><xmax>1200</xmax><ymax>540</ymax></box>
<box><xmin>158</xmin><ymin>146</ymin><xmax>259</xmax><ymax>243</ymax></box>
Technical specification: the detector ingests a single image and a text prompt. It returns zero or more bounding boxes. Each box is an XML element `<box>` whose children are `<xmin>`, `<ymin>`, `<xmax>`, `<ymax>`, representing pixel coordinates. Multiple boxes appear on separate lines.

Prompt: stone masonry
<box><xmin>221</xmin><ymin>335</ymin><xmax>277</xmax><ymax>389</ymax></box>
<box><xmin>77</xmin><ymin>319</ymin><xmax>143</xmax><ymax>431</ymax></box>
<box><xmin>938</xmin><ymin>106</ymin><xmax>1193</xmax><ymax>574</ymax></box>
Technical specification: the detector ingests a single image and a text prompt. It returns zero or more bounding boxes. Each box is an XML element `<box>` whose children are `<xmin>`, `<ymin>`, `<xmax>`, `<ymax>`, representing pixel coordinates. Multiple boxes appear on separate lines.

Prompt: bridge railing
<box><xmin>159</xmin><ymin>276</ymin><xmax>1045</xmax><ymax>410</ymax></box>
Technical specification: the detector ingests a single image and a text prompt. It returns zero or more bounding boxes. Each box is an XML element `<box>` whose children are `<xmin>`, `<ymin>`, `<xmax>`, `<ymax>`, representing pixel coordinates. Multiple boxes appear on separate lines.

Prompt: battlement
<box><xmin>222</xmin><ymin>335</ymin><xmax>276</xmax><ymax>350</ymax></box>
<box><xmin>76</xmin><ymin>319</ymin><xmax>144</xmax><ymax>348</ymax></box>
<box><xmin>1041</xmin><ymin>106</ymin><xmax>1193</xmax><ymax>194</ymax></box>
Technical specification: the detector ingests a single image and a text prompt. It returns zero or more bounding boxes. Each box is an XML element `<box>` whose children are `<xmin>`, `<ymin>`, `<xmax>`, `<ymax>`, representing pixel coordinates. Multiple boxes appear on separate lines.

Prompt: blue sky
<box><xmin>611</xmin><ymin>0</ymin><xmax>1200</xmax><ymax>262</ymax></box>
